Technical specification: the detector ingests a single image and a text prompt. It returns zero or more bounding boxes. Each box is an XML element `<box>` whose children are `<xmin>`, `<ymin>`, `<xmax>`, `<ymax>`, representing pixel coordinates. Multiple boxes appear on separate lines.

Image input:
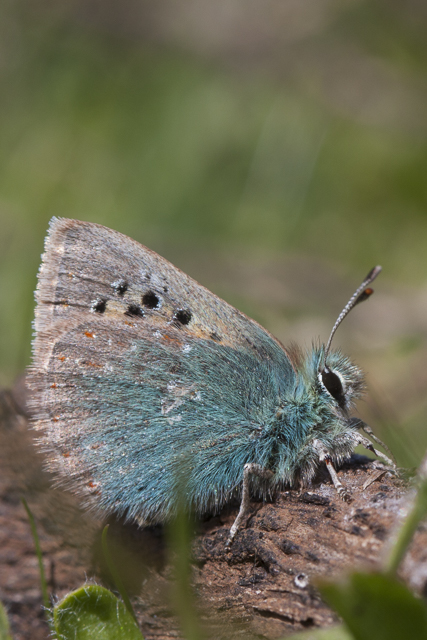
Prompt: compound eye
<box><xmin>321</xmin><ymin>367</ymin><xmax>345</xmax><ymax>404</ymax></box>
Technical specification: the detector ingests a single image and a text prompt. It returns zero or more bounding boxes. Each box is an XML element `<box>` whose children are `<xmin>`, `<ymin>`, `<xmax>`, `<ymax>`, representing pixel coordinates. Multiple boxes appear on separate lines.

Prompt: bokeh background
<box><xmin>0</xmin><ymin>0</ymin><xmax>426</xmax><ymax>467</ymax></box>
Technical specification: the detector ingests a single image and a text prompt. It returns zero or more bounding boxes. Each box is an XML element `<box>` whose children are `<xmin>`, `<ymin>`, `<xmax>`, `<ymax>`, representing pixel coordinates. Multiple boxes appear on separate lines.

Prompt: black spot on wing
<box><xmin>125</xmin><ymin>304</ymin><xmax>144</xmax><ymax>317</ymax></box>
<box><xmin>92</xmin><ymin>298</ymin><xmax>107</xmax><ymax>313</ymax></box>
<box><xmin>112</xmin><ymin>279</ymin><xmax>128</xmax><ymax>295</ymax></box>
<box><xmin>142</xmin><ymin>290</ymin><xmax>160</xmax><ymax>309</ymax></box>
<box><xmin>173</xmin><ymin>309</ymin><xmax>192</xmax><ymax>326</ymax></box>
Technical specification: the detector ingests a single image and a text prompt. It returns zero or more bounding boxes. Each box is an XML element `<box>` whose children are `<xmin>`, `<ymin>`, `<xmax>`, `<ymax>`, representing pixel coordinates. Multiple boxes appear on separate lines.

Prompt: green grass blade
<box><xmin>0</xmin><ymin>600</ymin><xmax>12</xmax><ymax>640</ymax></box>
<box><xmin>21</xmin><ymin>497</ymin><xmax>54</xmax><ymax>632</ymax></box>
<box><xmin>101</xmin><ymin>524</ymin><xmax>138</xmax><ymax>624</ymax></box>
<box><xmin>385</xmin><ymin>455</ymin><xmax>427</xmax><ymax>576</ymax></box>
<box><xmin>166</xmin><ymin>477</ymin><xmax>204</xmax><ymax>640</ymax></box>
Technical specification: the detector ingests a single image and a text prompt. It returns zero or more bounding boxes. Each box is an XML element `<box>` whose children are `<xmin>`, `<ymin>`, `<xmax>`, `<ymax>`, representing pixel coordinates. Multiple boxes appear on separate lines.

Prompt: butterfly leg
<box><xmin>349</xmin><ymin>418</ymin><xmax>396</xmax><ymax>467</ymax></box>
<box><xmin>352</xmin><ymin>430</ymin><xmax>396</xmax><ymax>469</ymax></box>
<box><xmin>313</xmin><ymin>439</ymin><xmax>351</xmax><ymax>501</ymax></box>
<box><xmin>226</xmin><ymin>463</ymin><xmax>274</xmax><ymax>548</ymax></box>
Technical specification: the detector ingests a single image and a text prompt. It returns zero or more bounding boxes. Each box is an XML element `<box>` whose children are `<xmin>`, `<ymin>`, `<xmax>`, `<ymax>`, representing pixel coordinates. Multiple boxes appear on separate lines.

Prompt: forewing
<box><xmin>28</xmin><ymin>218</ymin><xmax>295</xmax><ymax>522</ymax></box>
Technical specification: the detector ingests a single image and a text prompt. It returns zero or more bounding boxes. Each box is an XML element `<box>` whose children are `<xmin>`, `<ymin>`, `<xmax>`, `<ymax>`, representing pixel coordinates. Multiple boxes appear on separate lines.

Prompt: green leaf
<box><xmin>319</xmin><ymin>572</ymin><xmax>427</xmax><ymax>640</ymax></box>
<box><xmin>53</xmin><ymin>585</ymin><xmax>144</xmax><ymax>640</ymax></box>
<box><xmin>285</xmin><ymin>623</ymin><xmax>353</xmax><ymax>640</ymax></box>
<box><xmin>0</xmin><ymin>600</ymin><xmax>12</xmax><ymax>640</ymax></box>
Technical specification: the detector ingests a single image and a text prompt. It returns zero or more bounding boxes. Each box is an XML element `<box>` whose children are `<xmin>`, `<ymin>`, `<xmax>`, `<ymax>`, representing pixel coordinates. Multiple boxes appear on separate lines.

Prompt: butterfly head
<box><xmin>267</xmin><ymin>268</ymin><xmax>382</xmax><ymax>483</ymax></box>
<box><xmin>308</xmin><ymin>267</ymin><xmax>381</xmax><ymax>468</ymax></box>
<box><xmin>317</xmin><ymin>349</ymin><xmax>364</xmax><ymax>414</ymax></box>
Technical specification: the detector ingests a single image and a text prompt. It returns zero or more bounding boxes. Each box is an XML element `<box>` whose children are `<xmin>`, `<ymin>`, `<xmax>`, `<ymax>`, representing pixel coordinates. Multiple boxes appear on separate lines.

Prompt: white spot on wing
<box><xmin>162</xmin><ymin>398</ymin><xmax>185</xmax><ymax>415</ymax></box>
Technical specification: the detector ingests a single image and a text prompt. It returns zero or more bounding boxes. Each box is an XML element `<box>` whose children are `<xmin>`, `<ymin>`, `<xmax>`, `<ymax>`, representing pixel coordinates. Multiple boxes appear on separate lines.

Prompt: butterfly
<box><xmin>28</xmin><ymin>218</ymin><xmax>394</xmax><ymax>546</ymax></box>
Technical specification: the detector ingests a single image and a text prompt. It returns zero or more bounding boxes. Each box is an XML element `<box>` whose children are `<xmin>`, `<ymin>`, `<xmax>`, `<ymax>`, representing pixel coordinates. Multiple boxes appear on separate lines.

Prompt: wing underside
<box><xmin>28</xmin><ymin>218</ymin><xmax>294</xmax><ymax>521</ymax></box>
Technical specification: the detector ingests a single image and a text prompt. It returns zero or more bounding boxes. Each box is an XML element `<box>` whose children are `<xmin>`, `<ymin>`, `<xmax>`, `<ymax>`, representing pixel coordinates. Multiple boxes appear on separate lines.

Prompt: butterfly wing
<box><xmin>28</xmin><ymin>218</ymin><xmax>295</xmax><ymax>522</ymax></box>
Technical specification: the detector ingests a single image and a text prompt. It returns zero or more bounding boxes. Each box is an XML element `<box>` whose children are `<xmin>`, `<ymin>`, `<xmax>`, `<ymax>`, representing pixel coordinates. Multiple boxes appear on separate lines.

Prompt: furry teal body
<box><xmin>28</xmin><ymin>219</ymin><xmax>365</xmax><ymax>525</ymax></box>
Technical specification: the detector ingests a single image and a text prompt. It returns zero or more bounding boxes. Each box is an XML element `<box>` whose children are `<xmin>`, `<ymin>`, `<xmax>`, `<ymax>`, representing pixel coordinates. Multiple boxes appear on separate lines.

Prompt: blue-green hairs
<box><xmin>28</xmin><ymin>219</ymin><xmax>394</xmax><ymax>546</ymax></box>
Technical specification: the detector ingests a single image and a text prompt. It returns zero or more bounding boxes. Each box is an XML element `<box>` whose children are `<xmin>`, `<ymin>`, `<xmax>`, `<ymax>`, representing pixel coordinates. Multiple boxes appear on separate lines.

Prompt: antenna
<box><xmin>322</xmin><ymin>266</ymin><xmax>382</xmax><ymax>369</ymax></box>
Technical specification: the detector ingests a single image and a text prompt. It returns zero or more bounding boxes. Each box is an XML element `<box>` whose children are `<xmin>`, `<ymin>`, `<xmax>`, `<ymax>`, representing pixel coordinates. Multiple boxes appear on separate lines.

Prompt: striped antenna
<box><xmin>322</xmin><ymin>266</ymin><xmax>382</xmax><ymax>369</ymax></box>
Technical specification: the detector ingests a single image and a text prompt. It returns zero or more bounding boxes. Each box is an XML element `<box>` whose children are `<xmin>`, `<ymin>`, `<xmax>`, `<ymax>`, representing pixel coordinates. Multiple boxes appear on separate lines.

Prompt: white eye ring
<box><xmin>318</xmin><ymin>368</ymin><xmax>347</xmax><ymax>400</ymax></box>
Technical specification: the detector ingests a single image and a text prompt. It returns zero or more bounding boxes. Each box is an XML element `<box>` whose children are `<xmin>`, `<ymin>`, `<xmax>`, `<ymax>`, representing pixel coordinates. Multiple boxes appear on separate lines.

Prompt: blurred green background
<box><xmin>0</xmin><ymin>0</ymin><xmax>426</xmax><ymax>466</ymax></box>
